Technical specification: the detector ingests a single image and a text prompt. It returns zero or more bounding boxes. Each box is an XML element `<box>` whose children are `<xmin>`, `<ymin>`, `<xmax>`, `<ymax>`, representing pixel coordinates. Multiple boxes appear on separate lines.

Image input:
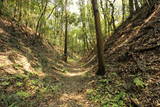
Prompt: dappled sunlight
<box><xmin>0</xmin><ymin>27</ymin><xmax>10</xmax><ymax>36</ymax></box>
<box><xmin>60</xmin><ymin>93</ymin><xmax>84</xmax><ymax>101</ymax></box>
<box><xmin>0</xmin><ymin>51</ymin><xmax>46</xmax><ymax>77</ymax></box>
<box><xmin>109</xmin><ymin>5</ymin><xmax>160</xmax><ymax>56</ymax></box>
<box><xmin>0</xmin><ymin>28</ymin><xmax>5</xmax><ymax>33</ymax></box>
<box><xmin>65</xmin><ymin>70</ymin><xmax>88</xmax><ymax>77</ymax></box>
<box><xmin>57</xmin><ymin>91</ymin><xmax>92</xmax><ymax>107</ymax></box>
<box><xmin>55</xmin><ymin>62</ymin><xmax>93</xmax><ymax>77</ymax></box>
<box><xmin>0</xmin><ymin>52</ymin><xmax>13</xmax><ymax>67</ymax></box>
<box><xmin>52</xmin><ymin>67</ymin><xmax>90</xmax><ymax>78</ymax></box>
<box><xmin>48</xmin><ymin>92</ymin><xmax>90</xmax><ymax>107</ymax></box>
<box><xmin>0</xmin><ymin>0</ymin><xmax>159</xmax><ymax>106</ymax></box>
<box><xmin>44</xmin><ymin>63</ymin><xmax>96</xmax><ymax>107</ymax></box>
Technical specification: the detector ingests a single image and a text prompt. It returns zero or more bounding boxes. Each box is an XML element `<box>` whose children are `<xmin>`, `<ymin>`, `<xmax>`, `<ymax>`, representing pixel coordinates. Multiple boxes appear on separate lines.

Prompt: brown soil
<box><xmin>43</xmin><ymin>62</ymin><xmax>99</xmax><ymax>107</ymax></box>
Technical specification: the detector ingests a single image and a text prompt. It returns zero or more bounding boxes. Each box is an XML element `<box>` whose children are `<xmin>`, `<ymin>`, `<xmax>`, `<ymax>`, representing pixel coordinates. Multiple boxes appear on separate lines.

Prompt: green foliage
<box><xmin>86</xmin><ymin>71</ymin><xmax>128</xmax><ymax>107</ymax></box>
<box><xmin>68</xmin><ymin>57</ymin><xmax>75</xmax><ymax>62</ymax></box>
<box><xmin>0</xmin><ymin>1</ymin><xmax>4</xmax><ymax>15</ymax></box>
<box><xmin>61</xmin><ymin>68</ymin><xmax>68</xmax><ymax>73</ymax></box>
<box><xmin>133</xmin><ymin>77</ymin><xmax>145</xmax><ymax>88</ymax></box>
<box><xmin>1</xmin><ymin>0</ymin><xmax>134</xmax><ymax>55</ymax></box>
<box><xmin>16</xmin><ymin>91</ymin><xmax>31</xmax><ymax>98</ymax></box>
<box><xmin>0</xmin><ymin>71</ymin><xmax>61</xmax><ymax>106</ymax></box>
<box><xmin>99</xmin><ymin>91</ymin><xmax>126</xmax><ymax>107</ymax></box>
<box><xmin>13</xmin><ymin>64</ymin><xmax>23</xmax><ymax>70</ymax></box>
<box><xmin>14</xmin><ymin>73</ymin><xmax>28</xmax><ymax>80</ymax></box>
<box><xmin>87</xmin><ymin>88</ymin><xmax>126</xmax><ymax>107</ymax></box>
<box><xmin>99</xmin><ymin>78</ymin><xmax>111</xmax><ymax>84</ymax></box>
<box><xmin>16</xmin><ymin>82</ymin><xmax>23</xmax><ymax>87</ymax></box>
<box><xmin>0</xmin><ymin>93</ymin><xmax>19</xmax><ymax>107</ymax></box>
<box><xmin>86</xmin><ymin>89</ymin><xmax>101</xmax><ymax>102</ymax></box>
<box><xmin>0</xmin><ymin>81</ymin><xmax>10</xmax><ymax>86</ymax></box>
<box><xmin>0</xmin><ymin>1</ymin><xmax>3</xmax><ymax>7</ymax></box>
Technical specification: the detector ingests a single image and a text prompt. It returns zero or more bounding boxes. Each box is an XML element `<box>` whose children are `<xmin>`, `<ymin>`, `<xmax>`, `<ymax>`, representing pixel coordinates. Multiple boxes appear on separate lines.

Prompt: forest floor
<box><xmin>0</xmin><ymin>12</ymin><xmax>160</xmax><ymax>106</ymax></box>
<box><xmin>0</xmin><ymin>16</ymin><xmax>99</xmax><ymax>107</ymax></box>
<box><xmin>44</xmin><ymin>61</ymin><xmax>99</xmax><ymax>107</ymax></box>
<box><xmin>0</xmin><ymin>56</ymin><xmax>100</xmax><ymax>107</ymax></box>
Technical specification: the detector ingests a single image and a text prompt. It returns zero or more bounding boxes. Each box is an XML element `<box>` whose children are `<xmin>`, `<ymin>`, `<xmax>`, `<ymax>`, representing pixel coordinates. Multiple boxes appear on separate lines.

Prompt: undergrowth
<box><xmin>0</xmin><ymin>70</ymin><xmax>61</xmax><ymax>107</ymax></box>
<box><xmin>86</xmin><ymin>71</ymin><xmax>147</xmax><ymax>107</ymax></box>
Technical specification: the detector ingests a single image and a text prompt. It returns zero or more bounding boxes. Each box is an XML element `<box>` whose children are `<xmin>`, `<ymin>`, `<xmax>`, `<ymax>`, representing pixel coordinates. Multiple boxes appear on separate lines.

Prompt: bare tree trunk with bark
<box><xmin>64</xmin><ymin>0</ymin><xmax>68</xmax><ymax>62</ymax></box>
<box><xmin>129</xmin><ymin>0</ymin><xmax>134</xmax><ymax>17</ymax></box>
<box><xmin>91</xmin><ymin>0</ymin><xmax>106</xmax><ymax>75</ymax></box>
<box><xmin>122</xmin><ymin>0</ymin><xmax>126</xmax><ymax>22</ymax></box>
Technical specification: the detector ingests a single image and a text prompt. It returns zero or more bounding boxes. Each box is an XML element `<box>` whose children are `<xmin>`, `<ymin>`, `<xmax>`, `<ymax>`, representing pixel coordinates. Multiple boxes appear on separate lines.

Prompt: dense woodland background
<box><xmin>0</xmin><ymin>0</ymin><xmax>143</xmax><ymax>54</ymax></box>
<box><xmin>0</xmin><ymin>0</ymin><xmax>160</xmax><ymax>107</ymax></box>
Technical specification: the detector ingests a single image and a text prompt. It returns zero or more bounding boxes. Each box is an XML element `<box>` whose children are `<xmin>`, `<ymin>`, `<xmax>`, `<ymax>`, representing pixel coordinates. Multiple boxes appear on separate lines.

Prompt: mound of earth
<box><xmin>0</xmin><ymin>16</ymin><xmax>66</xmax><ymax>75</ymax></box>
<box><xmin>103</xmin><ymin>2</ymin><xmax>160</xmax><ymax>106</ymax></box>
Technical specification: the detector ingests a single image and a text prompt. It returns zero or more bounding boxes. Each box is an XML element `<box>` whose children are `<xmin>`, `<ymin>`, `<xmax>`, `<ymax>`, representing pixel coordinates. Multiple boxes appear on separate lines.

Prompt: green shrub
<box><xmin>133</xmin><ymin>77</ymin><xmax>145</xmax><ymax>88</ymax></box>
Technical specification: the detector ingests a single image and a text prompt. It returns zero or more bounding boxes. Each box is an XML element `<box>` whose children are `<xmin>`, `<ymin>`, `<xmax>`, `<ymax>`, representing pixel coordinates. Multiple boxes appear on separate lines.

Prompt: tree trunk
<box><xmin>108</xmin><ymin>1</ymin><xmax>116</xmax><ymax>31</ymax></box>
<box><xmin>36</xmin><ymin>1</ymin><xmax>48</xmax><ymax>34</ymax></box>
<box><xmin>0</xmin><ymin>0</ymin><xmax>4</xmax><ymax>14</ymax></box>
<box><xmin>64</xmin><ymin>0</ymin><xmax>68</xmax><ymax>62</ymax></box>
<box><xmin>18</xmin><ymin>0</ymin><xmax>22</xmax><ymax>23</ymax></box>
<box><xmin>100</xmin><ymin>0</ymin><xmax>108</xmax><ymax>35</ymax></box>
<box><xmin>122</xmin><ymin>0</ymin><xmax>126</xmax><ymax>22</ymax></box>
<box><xmin>105</xmin><ymin>1</ymin><xmax>112</xmax><ymax>36</ymax></box>
<box><xmin>91</xmin><ymin>0</ymin><xmax>106</xmax><ymax>75</ymax></box>
<box><xmin>129</xmin><ymin>0</ymin><xmax>134</xmax><ymax>17</ymax></box>
<box><xmin>79</xmin><ymin>0</ymin><xmax>88</xmax><ymax>53</ymax></box>
<box><xmin>134</xmin><ymin>0</ymin><xmax>140</xmax><ymax>11</ymax></box>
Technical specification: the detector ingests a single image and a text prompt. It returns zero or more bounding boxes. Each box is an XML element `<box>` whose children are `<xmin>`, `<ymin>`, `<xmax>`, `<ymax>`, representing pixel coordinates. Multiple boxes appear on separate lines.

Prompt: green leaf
<box><xmin>16</xmin><ymin>82</ymin><xmax>23</xmax><ymax>87</ymax></box>
<box><xmin>133</xmin><ymin>77</ymin><xmax>145</xmax><ymax>88</ymax></box>
<box><xmin>16</xmin><ymin>91</ymin><xmax>30</xmax><ymax>98</ymax></box>
<box><xmin>1</xmin><ymin>81</ymin><xmax>10</xmax><ymax>86</ymax></box>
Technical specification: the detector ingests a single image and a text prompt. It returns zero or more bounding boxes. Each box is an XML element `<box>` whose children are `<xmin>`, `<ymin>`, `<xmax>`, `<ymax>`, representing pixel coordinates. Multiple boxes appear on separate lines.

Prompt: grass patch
<box><xmin>16</xmin><ymin>91</ymin><xmax>31</xmax><ymax>98</ymax></box>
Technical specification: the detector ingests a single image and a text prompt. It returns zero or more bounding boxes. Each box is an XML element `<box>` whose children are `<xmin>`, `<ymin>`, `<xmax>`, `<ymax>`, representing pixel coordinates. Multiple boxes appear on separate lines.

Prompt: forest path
<box><xmin>47</xmin><ymin>61</ymin><xmax>98</xmax><ymax>107</ymax></box>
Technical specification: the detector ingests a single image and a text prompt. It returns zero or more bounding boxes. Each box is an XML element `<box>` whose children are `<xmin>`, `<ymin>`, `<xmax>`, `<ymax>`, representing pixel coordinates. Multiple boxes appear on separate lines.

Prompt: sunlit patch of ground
<box><xmin>64</xmin><ymin>70</ymin><xmax>88</xmax><ymax>77</ymax></box>
<box><xmin>0</xmin><ymin>51</ymin><xmax>46</xmax><ymax>77</ymax></box>
<box><xmin>57</xmin><ymin>93</ymin><xmax>91</xmax><ymax>107</ymax></box>
<box><xmin>43</xmin><ymin>61</ymin><xmax>99</xmax><ymax>107</ymax></box>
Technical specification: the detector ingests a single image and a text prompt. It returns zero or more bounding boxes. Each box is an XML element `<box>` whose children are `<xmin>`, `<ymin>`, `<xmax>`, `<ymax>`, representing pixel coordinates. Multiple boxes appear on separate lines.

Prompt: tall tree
<box><xmin>0</xmin><ymin>0</ymin><xmax>4</xmax><ymax>14</ymax></box>
<box><xmin>91</xmin><ymin>0</ymin><xmax>105</xmax><ymax>75</ymax></box>
<box><xmin>134</xmin><ymin>0</ymin><xmax>140</xmax><ymax>11</ymax></box>
<box><xmin>121</xmin><ymin>0</ymin><xmax>126</xmax><ymax>22</ymax></box>
<box><xmin>64</xmin><ymin>0</ymin><xmax>68</xmax><ymax>62</ymax></box>
<box><xmin>100</xmin><ymin>0</ymin><xmax>108</xmax><ymax>35</ymax></box>
<box><xmin>129</xmin><ymin>0</ymin><xmax>134</xmax><ymax>17</ymax></box>
<box><xmin>108</xmin><ymin>0</ymin><xmax>116</xmax><ymax>31</ymax></box>
<box><xmin>79</xmin><ymin>0</ymin><xmax>89</xmax><ymax>53</ymax></box>
<box><xmin>36</xmin><ymin>0</ymin><xmax>48</xmax><ymax>34</ymax></box>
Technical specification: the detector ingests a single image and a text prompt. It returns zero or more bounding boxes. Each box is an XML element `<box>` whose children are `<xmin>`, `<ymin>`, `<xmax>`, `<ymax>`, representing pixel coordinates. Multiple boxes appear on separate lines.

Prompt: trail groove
<box><xmin>46</xmin><ymin>62</ymin><xmax>98</xmax><ymax>107</ymax></box>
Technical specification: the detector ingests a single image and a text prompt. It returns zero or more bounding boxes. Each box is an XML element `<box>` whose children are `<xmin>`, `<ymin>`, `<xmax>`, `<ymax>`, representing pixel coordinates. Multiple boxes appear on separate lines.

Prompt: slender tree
<box><xmin>129</xmin><ymin>0</ymin><xmax>134</xmax><ymax>17</ymax></box>
<box><xmin>79</xmin><ymin>0</ymin><xmax>89</xmax><ymax>53</ymax></box>
<box><xmin>134</xmin><ymin>0</ymin><xmax>140</xmax><ymax>11</ymax></box>
<box><xmin>0</xmin><ymin>0</ymin><xmax>4</xmax><ymax>14</ymax></box>
<box><xmin>108</xmin><ymin>0</ymin><xmax>116</xmax><ymax>31</ymax></box>
<box><xmin>100</xmin><ymin>0</ymin><xmax>108</xmax><ymax>35</ymax></box>
<box><xmin>91</xmin><ymin>0</ymin><xmax>105</xmax><ymax>75</ymax></box>
<box><xmin>36</xmin><ymin>0</ymin><xmax>48</xmax><ymax>33</ymax></box>
<box><xmin>122</xmin><ymin>0</ymin><xmax>126</xmax><ymax>22</ymax></box>
<box><xmin>64</xmin><ymin>0</ymin><xmax>68</xmax><ymax>62</ymax></box>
